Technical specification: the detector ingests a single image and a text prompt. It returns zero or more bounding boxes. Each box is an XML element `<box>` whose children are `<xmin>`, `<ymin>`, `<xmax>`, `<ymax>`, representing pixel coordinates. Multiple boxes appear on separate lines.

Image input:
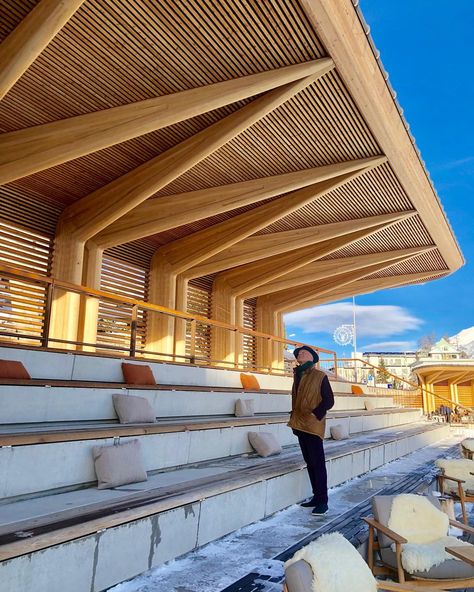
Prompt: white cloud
<box><xmin>361</xmin><ymin>340</ymin><xmax>417</xmax><ymax>351</ymax></box>
<box><xmin>284</xmin><ymin>302</ymin><xmax>423</xmax><ymax>338</ymax></box>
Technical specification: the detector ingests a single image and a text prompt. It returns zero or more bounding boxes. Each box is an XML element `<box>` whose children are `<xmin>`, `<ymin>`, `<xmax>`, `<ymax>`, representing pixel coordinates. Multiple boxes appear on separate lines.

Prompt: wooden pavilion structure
<box><xmin>0</xmin><ymin>0</ymin><xmax>463</xmax><ymax>370</ymax></box>
<box><xmin>412</xmin><ymin>361</ymin><xmax>474</xmax><ymax>412</ymax></box>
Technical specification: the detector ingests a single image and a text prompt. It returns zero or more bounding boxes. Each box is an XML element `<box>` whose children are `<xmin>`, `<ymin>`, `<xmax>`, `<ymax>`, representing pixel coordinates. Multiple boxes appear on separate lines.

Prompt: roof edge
<box><xmin>300</xmin><ymin>0</ymin><xmax>464</xmax><ymax>272</ymax></box>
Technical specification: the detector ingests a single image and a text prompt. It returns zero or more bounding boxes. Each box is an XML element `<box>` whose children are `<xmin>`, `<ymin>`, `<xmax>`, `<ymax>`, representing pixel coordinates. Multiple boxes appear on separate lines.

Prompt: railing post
<box><xmin>41</xmin><ymin>282</ymin><xmax>54</xmax><ymax>348</ymax></box>
<box><xmin>129</xmin><ymin>304</ymin><xmax>138</xmax><ymax>357</ymax></box>
<box><xmin>233</xmin><ymin>328</ymin><xmax>239</xmax><ymax>369</ymax></box>
<box><xmin>333</xmin><ymin>352</ymin><xmax>338</xmax><ymax>379</ymax></box>
<box><xmin>267</xmin><ymin>337</ymin><xmax>272</xmax><ymax>373</ymax></box>
<box><xmin>189</xmin><ymin>319</ymin><xmax>196</xmax><ymax>364</ymax></box>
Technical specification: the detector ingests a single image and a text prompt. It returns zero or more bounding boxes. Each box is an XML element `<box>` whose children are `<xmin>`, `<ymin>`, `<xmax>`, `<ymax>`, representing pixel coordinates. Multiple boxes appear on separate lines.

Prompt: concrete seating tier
<box><xmin>0</xmin><ymin>407</ymin><xmax>422</xmax><ymax>500</ymax></box>
<box><xmin>0</xmin><ymin>422</ymin><xmax>450</xmax><ymax>592</ymax></box>
<box><xmin>0</xmin><ymin>343</ymin><xmax>386</xmax><ymax>394</ymax></box>
<box><xmin>0</xmin><ymin>383</ymin><xmax>396</xmax><ymax>424</ymax></box>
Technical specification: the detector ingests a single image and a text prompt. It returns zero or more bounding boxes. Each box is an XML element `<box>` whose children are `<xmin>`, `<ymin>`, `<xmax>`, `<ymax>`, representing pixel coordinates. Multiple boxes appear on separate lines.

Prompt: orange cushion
<box><xmin>351</xmin><ymin>385</ymin><xmax>364</xmax><ymax>395</ymax></box>
<box><xmin>240</xmin><ymin>373</ymin><xmax>260</xmax><ymax>391</ymax></box>
<box><xmin>121</xmin><ymin>363</ymin><xmax>156</xmax><ymax>386</ymax></box>
<box><xmin>0</xmin><ymin>359</ymin><xmax>30</xmax><ymax>379</ymax></box>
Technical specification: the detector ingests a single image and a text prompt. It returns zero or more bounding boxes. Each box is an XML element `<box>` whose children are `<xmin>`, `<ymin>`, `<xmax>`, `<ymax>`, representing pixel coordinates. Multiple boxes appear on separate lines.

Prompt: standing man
<box><xmin>288</xmin><ymin>345</ymin><xmax>334</xmax><ymax>515</ymax></box>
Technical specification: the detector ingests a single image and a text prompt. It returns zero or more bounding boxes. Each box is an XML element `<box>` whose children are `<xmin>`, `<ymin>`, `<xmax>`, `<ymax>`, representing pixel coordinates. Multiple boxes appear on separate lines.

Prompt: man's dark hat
<box><xmin>293</xmin><ymin>345</ymin><xmax>319</xmax><ymax>363</ymax></box>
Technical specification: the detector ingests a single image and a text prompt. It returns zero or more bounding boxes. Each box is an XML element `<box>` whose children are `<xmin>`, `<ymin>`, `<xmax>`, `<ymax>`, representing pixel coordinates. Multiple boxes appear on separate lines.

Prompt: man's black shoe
<box><xmin>300</xmin><ymin>497</ymin><xmax>317</xmax><ymax>508</ymax></box>
<box><xmin>311</xmin><ymin>503</ymin><xmax>328</xmax><ymax>515</ymax></box>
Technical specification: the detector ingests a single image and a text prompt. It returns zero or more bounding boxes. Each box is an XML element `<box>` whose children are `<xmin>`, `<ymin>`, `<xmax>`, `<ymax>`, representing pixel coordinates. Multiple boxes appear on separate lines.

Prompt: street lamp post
<box><xmin>353</xmin><ymin>296</ymin><xmax>358</xmax><ymax>383</ymax></box>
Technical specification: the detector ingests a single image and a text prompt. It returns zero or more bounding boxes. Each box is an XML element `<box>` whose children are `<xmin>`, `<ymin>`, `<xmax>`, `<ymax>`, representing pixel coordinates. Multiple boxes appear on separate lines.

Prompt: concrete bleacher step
<box><xmin>0</xmin><ymin>422</ymin><xmax>450</xmax><ymax>592</ymax></box>
<box><xmin>0</xmin><ymin>405</ymin><xmax>423</xmax><ymax>500</ymax></box>
<box><xmin>0</xmin><ymin>344</ymin><xmax>427</xmax><ymax>591</ymax></box>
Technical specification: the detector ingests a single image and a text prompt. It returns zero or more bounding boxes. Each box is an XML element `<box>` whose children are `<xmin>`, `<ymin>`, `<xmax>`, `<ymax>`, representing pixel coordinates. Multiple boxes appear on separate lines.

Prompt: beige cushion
<box><xmin>235</xmin><ymin>398</ymin><xmax>255</xmax><ymax>417</ymax></box>
<box><xmin>380</xmin><ymin>547</ymin><xmax>474</xmax><ymax>580</ymax></box>
<box><xmin>330</xmin><ymin>424</ymin><xmax>349</xmax><ymax>440</ymax></box>
<box><xmin>112</xmin><ymin>394</ymin><xmax>156</xmax><ymax>424</ymax></box>
<box><xmin>285</xmin><ymin>560</ymin><xmax>313</xmax><ymax>592</ymax></box>
<box><xmin>364</xmin><ymin>399</ymin><xmax>376</xmax><ymax>411</ymax></box>
<box><xmin>93</xmin><ymin>439</ymin><xmax>147</xmax><ymax>489</ymax></box>
<box><xmin>248</xmin><ymin>432</ymin><xmax>282</xmax><ymax>457</ymax></box>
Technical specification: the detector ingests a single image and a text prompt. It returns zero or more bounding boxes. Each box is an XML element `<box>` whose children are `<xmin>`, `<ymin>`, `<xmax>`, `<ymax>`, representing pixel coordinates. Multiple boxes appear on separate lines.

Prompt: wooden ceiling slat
<box><xmin>0</xmin><ymin>0</ymin><xmax>453</xmax><ymax>284</ymax></box>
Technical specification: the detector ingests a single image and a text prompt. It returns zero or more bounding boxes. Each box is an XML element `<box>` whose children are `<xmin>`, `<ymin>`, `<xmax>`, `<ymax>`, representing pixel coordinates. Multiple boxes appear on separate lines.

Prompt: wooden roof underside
<box><xmin>0</xmin><ymin>0</ymin><xmax>463</xmax><ymax>307</ymax></box>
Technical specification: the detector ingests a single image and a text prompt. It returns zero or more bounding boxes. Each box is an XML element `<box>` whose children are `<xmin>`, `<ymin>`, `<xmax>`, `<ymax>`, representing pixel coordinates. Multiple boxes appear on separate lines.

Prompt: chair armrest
<box><xmin>449</xmin><ymin>519</ymin><xmax>474</xmax><ymax>534</ymax></box>
<box><xmin>377</xmin><ymin>582</ymin><xmax>446</xmax><ymax>591</ymax></box>
<box><xmin>440</xmin><ymin>474</ymin><xmax>466</xmax><ymax>484</ymax></box>
<box><xmin>363</xmin><ymin>517</ymin><xmax>407</xmax><ymax>544</ymax></box>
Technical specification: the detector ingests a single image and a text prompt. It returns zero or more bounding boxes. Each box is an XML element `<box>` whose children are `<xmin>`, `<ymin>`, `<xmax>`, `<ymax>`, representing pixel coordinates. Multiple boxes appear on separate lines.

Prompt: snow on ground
<box><xmin>108</xmin><ymin>434</ymin><xmax>465</xmax><ymax>592</ymax></box>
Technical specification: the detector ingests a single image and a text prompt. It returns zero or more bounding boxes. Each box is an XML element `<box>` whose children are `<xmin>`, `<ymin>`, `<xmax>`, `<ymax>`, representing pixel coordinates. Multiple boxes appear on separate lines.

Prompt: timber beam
<box><xmin>265</xmin><ymin>251</ymin><xmax>426</xmax><ymax>312</ymax></box>
<box><xmin>0</xmin><ymin>59</ymin><xmax>334</xmax><ymax>185</ymax></box>
<box><xmin>52</xmin><ymin>70</ymin><xmax>325</xmax><ymax>286</ymax></box>
<box><xmin>0</xmin><ymin>0</ymin><xmax>85</xmax><ymax>101</ymax></box>
<box><xmin>185</xmin><ymin>191</ymin><xmax>394</xmax><ymax>280</ymax></box>
<box><xmin>95</xmin><ymin>156</ymin><xmax>383</xmax><ymax>249</ymax></box>
<box><xmin>242</xmin><ymin>246</ymin><xmax>435</xmax><ymax>298</ymax></box>
<box><xmin>155</xmin><ymin>165</ymin><xmax>381</xmax><ymax>276</ymax></box>
<box><xmin>148</xmin><ymin>157</ymin><xmax>384</xmax><ymax>359</ymax></box>
<box><xmin>58</xmin><ymin>69</ymin><xmax>332</xmax><ymax>242</ymax></box>
<box><xmin>280</xmin><ymin>271</ymin><xmax>448</xmax><ymax>313</ymax></box>
<box><xmin>213</xmin><ymin>215</ymin><xmax>420</xmax><ymax>298</ymax></box>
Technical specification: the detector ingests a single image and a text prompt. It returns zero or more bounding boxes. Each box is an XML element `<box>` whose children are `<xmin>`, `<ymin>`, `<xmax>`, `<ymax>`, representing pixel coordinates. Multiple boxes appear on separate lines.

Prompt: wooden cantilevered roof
<box><xmin>0</xmin><ymin>0</ymin><xmax>463</xmax><ymax>310</ymax></box>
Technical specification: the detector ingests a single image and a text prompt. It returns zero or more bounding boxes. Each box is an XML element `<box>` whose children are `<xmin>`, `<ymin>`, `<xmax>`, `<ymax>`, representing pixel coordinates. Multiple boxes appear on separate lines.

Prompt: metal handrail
<box><xmin>328</xmin><ymin>356</ymin><xmax>473</xmax><ymax>414</ymax></box>
<box><xmin>0</xmin><ymin>264</ymin><xmax>337</xmax><ymax>374</ymax></box>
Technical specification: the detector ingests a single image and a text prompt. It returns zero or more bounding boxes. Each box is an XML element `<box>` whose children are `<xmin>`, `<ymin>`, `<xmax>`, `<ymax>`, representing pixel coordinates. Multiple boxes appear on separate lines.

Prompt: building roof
<box><xmin>362</xmin><ymin>352</ymin><xmax>417</xmax><ymax>356</ymax></box>
<box><xmin>0</xmin><ymin>0</ymin><xmax>463</xmax><ymax>311</ymax></box>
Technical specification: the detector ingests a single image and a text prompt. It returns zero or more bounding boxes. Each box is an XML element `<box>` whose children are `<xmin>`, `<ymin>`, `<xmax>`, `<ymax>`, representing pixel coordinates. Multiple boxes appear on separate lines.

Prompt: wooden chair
<box><xmin>437</xmin><ymin>468</ymin><xmax>474</xmax><ymax>525</ymax></box>
<box><xmin>283</xmin><ymin>559</ymin><xmax>445</xmax><ymax>591</ymax></box>
<box><xmin>283</xmin><ymin>531</ymin><xmax>445</xmax><ymax>592</ymax></box>
<box><xmin>364</xmin><ymin>494</ymin><xmax>474</xmax><ymax>589</ymax></box>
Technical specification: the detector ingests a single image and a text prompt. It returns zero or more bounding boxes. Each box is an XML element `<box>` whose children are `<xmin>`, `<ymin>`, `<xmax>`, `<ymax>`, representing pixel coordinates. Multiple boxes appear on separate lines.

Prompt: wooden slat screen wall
<box><xmin>97</xmin><ymin>256</ymin><xmax>148</xmax><ymax>353</ymax></box>
<box><xmin>186</xmin><ymin>280</ymin><xmax>212</xmax><ymax>363</ymax></box>
<box><xmin>432</xmin><ymin>385</ymin><xmax>451</xmax><ymax>410</ymax></box>
<box><xmin>0</xmin><ymin>220</ymin><xmax>52</xmax><ymax>344</ymax></box>
<box><xmin>457</xmin><ymin>385</ymin><xmax>473</xmax><ymax>409</ymax></box>
<box><xmin>242</xmin><ymin>299</ymin><xmax>257</xmax><ymax>369</ymax></box>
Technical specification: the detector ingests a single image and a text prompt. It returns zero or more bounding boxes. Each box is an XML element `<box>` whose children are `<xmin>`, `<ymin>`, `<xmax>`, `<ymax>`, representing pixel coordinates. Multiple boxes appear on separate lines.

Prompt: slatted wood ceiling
<box><xmin>0</xmin><ymin>0</ymin><xmax>453</xmax><ymax>300</ymax></box>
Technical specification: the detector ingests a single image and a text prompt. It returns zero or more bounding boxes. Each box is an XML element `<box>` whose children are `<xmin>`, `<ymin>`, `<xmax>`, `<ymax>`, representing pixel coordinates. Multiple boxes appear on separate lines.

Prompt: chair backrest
<box><xmin>284</xmin><ymin>532</ymin><xmax>377</xmax><ymax>592</ymax></box>
<box><xmin>372</xmin><ymin>495</ymin><xmax>442</xmax><ymax>548</ymax></box>
<box><xmin>285</xmin><ymin>559</ymin><xmax>313</xmax><ymax>592</ymax></box>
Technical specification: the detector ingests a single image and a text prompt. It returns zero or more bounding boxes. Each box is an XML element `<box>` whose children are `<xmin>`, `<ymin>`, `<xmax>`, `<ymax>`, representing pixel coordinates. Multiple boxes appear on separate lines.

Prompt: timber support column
<box><xmin>256</xmin><ymin>296</ymin><xmax>278</xmax><ymax>372</ymax></box>
<box><xmin>235</xmin><ymin>298</ymin><xmax>245</xmax><ymax>368</ymax></box>
<box><xmin>147</xmin><ymin>253</ymin><xmax>177</xmax><ymax>361</ymax></box>
<box><xmin>174</xmin><ymin>276</ymin><xmax>189</xmax><ymax>362</ymax></box>
<box><xmin>275</xmin><ymin>312</ymin><xmax>286</xmax><ymax>371</ymax></box>
<box><xmin>449</xmin><ymin>380</ymin><xmax>459</xmax><ymax>407</ymax></box>
<box><xmin>210</xmin><ymin>278</ymin><xmax>236</xmax><ymax>367</ymax></box>
<box><xmin>49</xmin><ymin>228</ymin><xmax>86</xmax><ymax>348</ymax></box>
<box><xmin>77</xmin><ymin>241</ymin><xmax>103</xmax><ymax>351</ymax></box>
<box><xmin>419</xmin><ymin>376</ymin><xmax>428</xmax><ymax>414</ymax></box>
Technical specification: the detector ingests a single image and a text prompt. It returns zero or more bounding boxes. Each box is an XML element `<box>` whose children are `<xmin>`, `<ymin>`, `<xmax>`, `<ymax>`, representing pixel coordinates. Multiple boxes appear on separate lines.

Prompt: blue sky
<box><xmin>284</xmin><ymin>1</ymin><xmax>474</xmax><ymax>356</ymax></box>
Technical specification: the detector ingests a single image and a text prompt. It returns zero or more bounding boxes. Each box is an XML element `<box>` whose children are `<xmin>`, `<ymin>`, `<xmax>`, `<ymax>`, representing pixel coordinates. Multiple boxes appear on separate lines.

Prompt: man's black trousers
<box><xmin>294</xmin><ymin>429</ymin><xmax>328</xmax><ymax>504</ymax></box>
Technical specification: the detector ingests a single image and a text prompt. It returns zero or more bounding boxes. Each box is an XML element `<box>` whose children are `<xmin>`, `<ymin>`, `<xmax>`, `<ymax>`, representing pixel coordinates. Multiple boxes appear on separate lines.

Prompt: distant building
<box><xmin>361</xmin><ymin>351</ymin><xmax>417</xmax><ymax>385</ymax></box>
<box><xmin>336</xmin><ymin>351</ymin><xmax>416</xmax><ymax>386</ymax></box>
<box><xmin>424</xmin><ymin>338</ymin><xmax>462</xmax><ymax>361</ymax></box>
